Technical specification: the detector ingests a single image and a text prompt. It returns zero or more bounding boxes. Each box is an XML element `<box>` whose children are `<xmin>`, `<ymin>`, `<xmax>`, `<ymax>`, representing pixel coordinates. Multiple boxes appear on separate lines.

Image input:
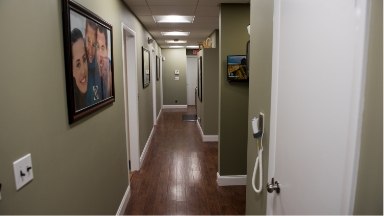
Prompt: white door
<box><xmin>187</xmin><ymin>57</ymin><xmax>198</xmax><ymax>105</ymax></box>
<box><xmin>267</xmin><ymin>0</ymin><xmax>369</xmax><ymax>214</ymax></box>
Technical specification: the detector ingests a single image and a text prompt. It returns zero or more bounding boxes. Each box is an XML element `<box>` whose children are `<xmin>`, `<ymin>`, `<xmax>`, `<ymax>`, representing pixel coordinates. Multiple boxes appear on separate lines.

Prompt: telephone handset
<box><xmin>252</xmin><ymin>112</ymin><xmax>264</xmax><ymax>193</ymax></box>
<box><xmin>252</xmin><ymin>114</ymin><xmax>263</xmax><ymax>138</ymax></box>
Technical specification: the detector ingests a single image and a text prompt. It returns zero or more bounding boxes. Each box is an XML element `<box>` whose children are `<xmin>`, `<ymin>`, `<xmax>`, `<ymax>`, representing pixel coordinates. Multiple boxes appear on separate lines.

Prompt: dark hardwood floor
<box><xmin>125</xmin><ymin>107</ymin><xmax>246</xmax><ymax>215</ymax></box>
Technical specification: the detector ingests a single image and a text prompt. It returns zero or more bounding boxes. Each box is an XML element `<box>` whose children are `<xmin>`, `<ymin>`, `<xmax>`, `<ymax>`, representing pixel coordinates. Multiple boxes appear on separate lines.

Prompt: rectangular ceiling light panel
<box><xmin>153</xmin><ymin>15</ymin><xmax>195</xmax><ymax>23</ymax></box>
<box><xmin>161</xmin><ymin>31</ymin><xmax>190</xmax><ymax>36</ymax></box>
<box><xmin>165</xmin><ymin>40</ymin><xmax>187</xmax><ymax>44</ymax></box>
<box><xmin>168</xmin><ymin>45</ymin><xmax>185</xmax><ymax>48</ymax></box>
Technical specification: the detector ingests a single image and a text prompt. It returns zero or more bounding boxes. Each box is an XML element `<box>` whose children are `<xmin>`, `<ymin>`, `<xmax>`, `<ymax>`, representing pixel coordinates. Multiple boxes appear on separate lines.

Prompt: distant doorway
<box><xmin>186</xmin><ymin>57</ymin><xmax>198</xmax><ymax>105</ymax></box>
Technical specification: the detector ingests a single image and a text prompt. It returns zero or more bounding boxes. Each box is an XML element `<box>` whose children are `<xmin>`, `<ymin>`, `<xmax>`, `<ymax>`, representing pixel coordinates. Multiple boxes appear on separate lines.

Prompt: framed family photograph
<box><xmin>62</xmin><ymin>0</ymin><xmax>115</xmax><ymax>124</ymax></box>
<box><xmin>142</xmin><ymin>47</ymin><xmax>150</xmax><ymax>88</ymax></box>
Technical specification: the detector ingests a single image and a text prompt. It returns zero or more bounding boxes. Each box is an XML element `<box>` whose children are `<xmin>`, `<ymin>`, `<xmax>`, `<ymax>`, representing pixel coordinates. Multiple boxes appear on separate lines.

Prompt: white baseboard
<box><xmin>197</xmin><ymin>120</ymin><xmax>219</xmax><ymax>142</ymax></box>
<box><xmin>140</xmin><ymin>127</ymin><xmax>155</xmax><ymax>167</ymax></box>
<box><xmin>116</xmin><ymin>185</ymin><xmax>131</xmax><ymax>215</ymax></box>
<box><xmin>203</xmin><ymin>135</ymin><xmax>219</xmax><ymax>142</ymax></box>
<box><xmin>162</xmin><ymin>105</ymin><xmax>187</xmax><ymax>109</ymax></box>
<box><xmin>217</xmin><ymin>172</ymin><xmax>247</xmax><ymax>186</ymax></box>
<box><xmin>156</xmin><ymin>109</ymin><xmax>162</xmax><ymax>124</ymax></box>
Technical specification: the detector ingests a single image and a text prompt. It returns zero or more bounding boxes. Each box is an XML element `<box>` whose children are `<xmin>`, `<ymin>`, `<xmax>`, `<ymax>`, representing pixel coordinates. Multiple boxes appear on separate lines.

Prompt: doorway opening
<box><xmin>186</xmin><ymin>56</ymin><xmax>198</xmax><ymax>116</ymax></box>
<box><xmin>122</xmin><ymin>24</ymin><xmax>140</xmax><ymax>178</ymax></box>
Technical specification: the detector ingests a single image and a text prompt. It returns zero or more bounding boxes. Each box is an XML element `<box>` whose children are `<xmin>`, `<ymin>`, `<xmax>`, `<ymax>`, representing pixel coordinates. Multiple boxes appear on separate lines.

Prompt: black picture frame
<box><xmin>142</xmin><ymin>47</ymin><xmax>150</xmax><ymax>88</ymax></box>
<box><xmin>198</xmin><ymin>56</ymin><xmax>203</xmax><ymax>102</ymax></box>
<box><xmin>156</xmin><ymin>55</ymin><xmax>160</xmax><ymax>81</ymax></box>
<box><xmin>62</xmin><ymin>0</ymin><xmax>115</xmax><ymax>124</ymax></box>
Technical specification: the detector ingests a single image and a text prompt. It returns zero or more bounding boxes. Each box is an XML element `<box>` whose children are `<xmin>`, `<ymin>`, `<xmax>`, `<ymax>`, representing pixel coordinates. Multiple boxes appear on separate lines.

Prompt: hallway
<box><xmin>125</xmin><ymin>107</ymin><xmax>245</xmax><ymax>215</ymax></box>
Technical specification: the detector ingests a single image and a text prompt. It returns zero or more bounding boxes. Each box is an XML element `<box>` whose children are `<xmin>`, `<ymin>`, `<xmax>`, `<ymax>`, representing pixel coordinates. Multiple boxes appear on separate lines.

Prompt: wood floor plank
<box><xmin>125</xmin><ymin>107</ymin><xmax>245</xmax><ymax>215</ymax></box>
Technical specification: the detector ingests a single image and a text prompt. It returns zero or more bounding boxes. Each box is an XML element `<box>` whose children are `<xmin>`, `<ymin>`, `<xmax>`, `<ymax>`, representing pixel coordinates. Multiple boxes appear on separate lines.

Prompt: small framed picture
<box><xmin>156</xmin><ymin>55</ymin><xmax>160</xmax><ymax>81</ymax></box>
<box><xmin>142</xmin><ymin>47</ymin><xmax>150</xmax><ymax>88</ymax></box>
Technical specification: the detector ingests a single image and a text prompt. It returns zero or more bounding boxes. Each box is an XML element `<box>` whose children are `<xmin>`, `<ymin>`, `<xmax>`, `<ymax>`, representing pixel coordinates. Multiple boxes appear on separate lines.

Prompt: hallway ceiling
<box><xmin>122</xmin><ymin>0</ymin><xmax>249</xmax><ymax>48</ymax></box>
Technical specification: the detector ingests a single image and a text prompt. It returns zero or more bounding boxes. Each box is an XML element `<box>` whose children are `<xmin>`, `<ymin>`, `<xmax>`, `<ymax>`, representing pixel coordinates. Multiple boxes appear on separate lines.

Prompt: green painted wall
<box><xmin>197</xmin><ymin>48</ymin><xmax>219</xmax><ymax>135</ymax></box>
<box><xmin>245</xmin><ymin>0</ymin><xmax>274</xmax><ymax>214</ymax></box>
<box><xmin>0</xmin><ymin>0</ymin><xmax>157</xmax><ymax>214</ymax></box>
<box><xmin>354</xmin><ymin>0</ymin><xmax>383</xmax><ymax>214</ymax></box>
<box><xmin>162</xmin><ymin>49</ymin><xmax>187</xmax><ymax>105</ymax></box>
<box><xmin>219</xmin><ymin>4</ymin><xmax>250</xmax><ymax>175</ymax></box>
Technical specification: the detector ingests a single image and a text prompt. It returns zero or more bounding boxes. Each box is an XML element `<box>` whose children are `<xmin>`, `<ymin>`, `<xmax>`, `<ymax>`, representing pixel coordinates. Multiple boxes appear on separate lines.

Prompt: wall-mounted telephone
<box><xmin>252</xmin><ymin>114</ymin><xmax>263</xmax><ymax>138</ymax></box>
<box><xmin>252</xmin><ymin>112</ymin><xmax>264</xmax><ymax>193</ymax></box>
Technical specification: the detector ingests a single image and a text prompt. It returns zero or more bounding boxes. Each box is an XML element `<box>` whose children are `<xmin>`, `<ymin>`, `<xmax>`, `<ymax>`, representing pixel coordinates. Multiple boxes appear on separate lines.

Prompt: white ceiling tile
<box><xmin>122</xmin><ymin>0</ymin><xmax>148</xmax><ymax>6</ymax></box>
<box><xmin>123</xmin><ymin>0</ymin><xmax>249</xmax><ymax>47</ymax></box>
<box><xmin>150</xmin><ymin>6</ymin><xmax>195</xmax><ymax>15</ymax></box>
<box><xmin>137</xmin><ymin>15</ymin><xmax>156</xmax><ymax>23</ymax></box>
<box><xmin>130</xmin><ymin>6</ymin><xmax>152</xmax><ymax>16</ymax></box>
<box><xmin>146</xmin><ymin>0</ymin><xmax>198</xmax><ymax>6</ymax></box>
<box><xmin>195</xmin><ymin>6</ymin><xmax>219</xmax><ymax>16</ymax></box>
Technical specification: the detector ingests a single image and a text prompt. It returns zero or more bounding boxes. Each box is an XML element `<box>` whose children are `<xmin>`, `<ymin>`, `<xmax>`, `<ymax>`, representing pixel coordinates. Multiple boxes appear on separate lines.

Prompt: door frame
<box><xmin>121</xmin><ymin>23</ymin><xmax>140</xmax><ymax>171</ymax></box>
<box><xmin>151</xmin><ymin>48</ymin><xmax>157</xmax><ymax>125</ymax></box>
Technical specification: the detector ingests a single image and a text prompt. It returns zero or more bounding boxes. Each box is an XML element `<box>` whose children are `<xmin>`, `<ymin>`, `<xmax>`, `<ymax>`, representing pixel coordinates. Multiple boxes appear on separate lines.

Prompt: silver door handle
<box><xmin>266</xmin><ymin>177</ymin><xmax>280</xmax><ymax>193</ymax></box>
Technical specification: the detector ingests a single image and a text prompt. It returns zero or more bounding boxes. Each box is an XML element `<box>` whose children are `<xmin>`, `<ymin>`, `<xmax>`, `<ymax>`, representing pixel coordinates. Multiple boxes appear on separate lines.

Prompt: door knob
<box><xmin>266</xmin><ymin>177</ymin><xmax>280</xmax><ymax>193</ymax></box>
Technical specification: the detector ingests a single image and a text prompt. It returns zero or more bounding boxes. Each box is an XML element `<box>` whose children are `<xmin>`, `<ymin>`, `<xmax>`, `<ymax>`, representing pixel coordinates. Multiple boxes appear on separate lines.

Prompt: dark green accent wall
<box><xmin>219</xmin><ymin>4</ymin><xmax>250</xmax><ymax>175</ymax></box>
<box><xmin>245</xmin><ymin>0</ymin><xmax>273</xmax><ymax>214</ymax></box>
<box><xmin>353</xmin><ymin>0</ymin><xmax>383</xmax><ymax>214</ymax></box>
<box><xmin>197</xmin><ymin>48</ymin><xmax>219</xmax><ymax>135</ymax></box>
<box><xmin>162</xmin><ymin>49</ymin><xmax>187</xmax><ymax>105</ymax></box>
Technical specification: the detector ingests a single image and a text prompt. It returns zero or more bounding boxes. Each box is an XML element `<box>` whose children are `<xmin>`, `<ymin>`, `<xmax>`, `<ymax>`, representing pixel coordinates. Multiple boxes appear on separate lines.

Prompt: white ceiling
<box><xmin>122</xmin><ymin>0</ymin><xmax>250</xmax><ymax>48</ymax></box>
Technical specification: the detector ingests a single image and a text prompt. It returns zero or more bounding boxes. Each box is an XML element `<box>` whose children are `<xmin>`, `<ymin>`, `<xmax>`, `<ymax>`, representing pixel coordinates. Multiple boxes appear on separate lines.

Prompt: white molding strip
<box><xmin>156</xmin><ymin>108</ymin><xmax>163</xmax><ymax>125</ymax></box>
<box><xmin>217</xmin><ymin>172</ymin><xmax>247</xmax><ymax>186</ymax></box>
<box><xmin>116</xmin><ymin>185</ymin><xmax>131</xmax><ymax>215</ymax></box>
<box><xmin>162</xmin><ymin>105</ymin><xmax>188</xmax><ymax>109</ymax></box>
<box><xmin>203</xmin><ymin>135</ymin><xmax>219</xmax><ymax>142</ymax></box>
<box><xmin>197</xmin><ymin>120</ymin><xmax>219</xmax><ymax>142</ymax></box>
<box><xmin>140</xmin><ymin>127</ymin><xmax>155</xmax><ymax>167</ymax></box>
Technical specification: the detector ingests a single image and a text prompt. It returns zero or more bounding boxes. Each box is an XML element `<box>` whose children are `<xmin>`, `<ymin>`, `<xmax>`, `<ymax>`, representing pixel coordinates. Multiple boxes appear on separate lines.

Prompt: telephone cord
<box><xmin>252</xmin><ymin>135</ymin><xmax>263</xmax><ymax>193</ymax></box>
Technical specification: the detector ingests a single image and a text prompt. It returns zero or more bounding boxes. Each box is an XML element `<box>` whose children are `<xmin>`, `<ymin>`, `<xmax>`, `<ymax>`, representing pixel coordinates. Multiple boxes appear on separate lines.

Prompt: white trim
<box><xmin>343</xmin><ymin>0</ymin><xmax>369</xmax><ymax>212</ymax></box>
<box><xmin>162</xmin><ymin>105</ymin><xmax>187</xmax><ymax>109</ymax></box>
<box><xmin>203</xmin><ymin>135</ymin><xmax>219</xmax><ymax>142</ymax></box>
<box><xmin>216</xmin><ymin>172</ymin><xmax>247</xmax><ymax>186</ymax></box>
<box><xmin>197</xmin><ymin>118</ymin><xmax>219</xmax><ymax>142</ymax></box>
<box><xmin>121</xmin><ymin>23</ymin><xmax>140</xmax><ymax>172</ymax></box>
<box><xmin>156</xmin><ymin>108</ymin><xmax>163</xmax><ymax>123</ymax></box>
<box><xmin>116</xmin><ymin>186</ymin><xmax>131</xmax><ymax>215</ymax></box>
<box><xmin>197</xmin><ymin>119</ymin><xmax>204</xmax><ymax>138</ymax></box>
<box><xmin>140</xmin><ymin>127</ymin><xmax>155</xmax><ymax>167</ymax></box>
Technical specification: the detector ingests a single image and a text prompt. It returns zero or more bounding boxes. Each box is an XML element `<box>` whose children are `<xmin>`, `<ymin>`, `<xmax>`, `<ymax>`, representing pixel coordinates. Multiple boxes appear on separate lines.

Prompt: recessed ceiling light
<box><xmin>186</xmin><ymin>45</ymin><xmax>199</xmax><ymax>49</ymax></box>
<box><xmin>153</xmin><ymin>15</ymin><xmax>195</xmax><ymax>23</ymax></box>
<box><xmin>168</xmin><ymin>45</ymin><xmax>185</xmax><ymax>49</ymax></box>
<box><xmin>165</xmin><ymin>40</ymin><xmax>187</xmax><ymax>44</ymax></box>
<box><xmin>161</xmin><ymin>31</ymin><xmax>190</xmax><ymax>36</ymax></box>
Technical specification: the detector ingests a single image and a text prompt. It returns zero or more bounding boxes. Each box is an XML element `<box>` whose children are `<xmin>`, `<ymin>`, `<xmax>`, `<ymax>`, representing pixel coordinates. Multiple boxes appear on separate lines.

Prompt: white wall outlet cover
<box><xmin>13</xmin><ymin>154</ymin><xmax>34</xmax><ymax>190</ymax></box>
<box><xmin>174</xmin><ymin>70</ymin><xmax>180</xmax><ymax>75</ymax></box>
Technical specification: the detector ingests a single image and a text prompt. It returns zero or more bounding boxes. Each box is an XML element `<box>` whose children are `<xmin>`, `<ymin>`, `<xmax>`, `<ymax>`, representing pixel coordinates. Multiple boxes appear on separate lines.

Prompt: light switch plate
<box><xmin>13</xmin><ymin>154</ymin><xmax>34</xmax><ymax>190</ymax></box>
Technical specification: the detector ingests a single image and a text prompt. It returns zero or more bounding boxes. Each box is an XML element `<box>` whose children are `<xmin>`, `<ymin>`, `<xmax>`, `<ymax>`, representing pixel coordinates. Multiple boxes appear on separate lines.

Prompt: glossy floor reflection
<box><xmin>125</xmin><ymin>107</ymin><xmax>245</xmax><ymax>215</ymax></box>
